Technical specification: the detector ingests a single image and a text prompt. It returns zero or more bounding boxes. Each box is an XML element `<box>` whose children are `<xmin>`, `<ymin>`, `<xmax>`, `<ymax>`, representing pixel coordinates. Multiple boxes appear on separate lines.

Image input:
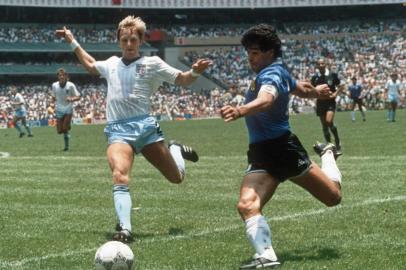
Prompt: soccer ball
<box><xmin>95</xmin><ymin>241</ymin><xmax>134</xmax><ymax>270</ymax></box>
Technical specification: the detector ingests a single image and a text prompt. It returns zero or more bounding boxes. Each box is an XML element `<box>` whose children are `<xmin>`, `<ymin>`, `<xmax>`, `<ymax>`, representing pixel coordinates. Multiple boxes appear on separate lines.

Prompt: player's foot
<box><xmin>239</xmin><ymin>257</ymin><xmax>280</xmax><ymax>269</ymax></box>
<box><xmin>313</xmin><ymin>141</ymin><xmax>342</xmax><ymax>160</ymax></box>
<box><xmin>362</xmin><ymin>118</ymin><xmax>366</xmax><ymax>122</ymax></box>
<box><xmin>115</xmin><ymin>223</ymin><xmax>123</xmax><ymax>232</ymax></box>
<box><xmin>168</xmin><ymin>140</ymin><xmax>199</xmax><ymax>162</ymax></box>
<box><xmin>63</xmin><ymin>148</ymin><xmax>69</xmax><ymax>151</ymax></box>
<box><xmin>19</xmin><ymin>133</ymin><xmax>25</xmax><ymax>138</ymax></box>
<box><xmin>28</xmin><ymin>134</ymin><xmax>34</xmax><ymax>137</ymax></box>
<box><xmin>112</xmin><ymin>229</ymin><xmax>133</xmax><ymax>243</ymax></box>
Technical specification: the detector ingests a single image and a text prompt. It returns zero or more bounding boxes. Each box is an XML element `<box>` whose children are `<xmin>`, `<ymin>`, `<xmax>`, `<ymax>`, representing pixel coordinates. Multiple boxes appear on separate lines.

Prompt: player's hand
<box><xmin>55</xmin><ymin>26</ymin><xmax>75</xmax><ymax>43</ymax></box>
<box><xmin>315</xmin><ymin>84</ymin><xmax>332</xmax><ymax>99</ymax></box>
<box><xmin>191</xmin><ymin>59</ymin><xmax>213</xmax><ymax>75</ymax></box>
<box><xmin>220</xmin><ymin>105</ymin><xmax>241</xmax><ymax>123</ymax></box>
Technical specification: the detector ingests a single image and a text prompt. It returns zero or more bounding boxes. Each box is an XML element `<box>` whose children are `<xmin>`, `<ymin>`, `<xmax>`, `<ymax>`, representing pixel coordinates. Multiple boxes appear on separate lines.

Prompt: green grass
<box><xmin>0</xmin><ymin>110</ymin><xmax>405</xmax><ymax>270</ymax></box>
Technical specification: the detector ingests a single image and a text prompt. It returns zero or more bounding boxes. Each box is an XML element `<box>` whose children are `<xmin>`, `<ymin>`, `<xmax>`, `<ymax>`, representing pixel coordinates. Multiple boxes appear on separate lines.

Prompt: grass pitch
<box><xmin>0</xmin><ymin>110</ymin><xmax>405</xmax><ymax>269</ymax></box>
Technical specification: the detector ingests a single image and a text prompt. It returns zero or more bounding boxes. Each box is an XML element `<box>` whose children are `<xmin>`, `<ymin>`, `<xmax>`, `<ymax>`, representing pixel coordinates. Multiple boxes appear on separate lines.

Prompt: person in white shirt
<box><xmin>384</xmin><ymin>72</ymin><xmax>403</xmax><ymax>122</ymax></box>
<box><xmin>10</xmin><ymin>86</ymin><xmax>33</xmax><ymax>138</ymax></box>
<box><xmin>56</xmin><ymin>15</ymin><xmax>212</xmax><ymax>242</ymax></box>
<box><xmin>51</xmin><ymin>68</ymin><xmax>81</xmax><ymax>151</ymax></box>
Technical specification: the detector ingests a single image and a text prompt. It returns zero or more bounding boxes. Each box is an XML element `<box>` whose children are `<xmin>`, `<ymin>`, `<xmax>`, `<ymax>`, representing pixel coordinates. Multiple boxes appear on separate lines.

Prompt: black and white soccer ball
<box><xmin>95</xmin><ymin>241</ymin><xmax>134</xmax><ymax>270</ymax></box>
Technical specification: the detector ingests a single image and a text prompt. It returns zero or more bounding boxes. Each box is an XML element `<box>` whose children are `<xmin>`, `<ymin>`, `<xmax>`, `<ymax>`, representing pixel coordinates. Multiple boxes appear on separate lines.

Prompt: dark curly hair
<box><xmin>241</xmin><ymin>24</ymin><xmax>282</xmax><ymax>57</ymax></box>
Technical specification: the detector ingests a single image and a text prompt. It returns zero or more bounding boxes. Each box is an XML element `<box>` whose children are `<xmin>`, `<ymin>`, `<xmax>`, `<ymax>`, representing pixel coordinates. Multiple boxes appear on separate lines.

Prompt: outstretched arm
<box><xmin>291</xmin><ymin>81</ymin><xmax>331</xmax><ymax>99</ymax></box>
<box><xmin>174</xmin><ymin>59</ymin><xmax>212</xmax><ymax>86</ymax></box>
<box><xmin>220</xmin><ymin>87</ymin><xmax>275</xmax><ymax>123</ymax></box>
<box><xmin>55</xmin><ymin>26</ymin><xmax>99</xmax><ymax>76</ymax></box>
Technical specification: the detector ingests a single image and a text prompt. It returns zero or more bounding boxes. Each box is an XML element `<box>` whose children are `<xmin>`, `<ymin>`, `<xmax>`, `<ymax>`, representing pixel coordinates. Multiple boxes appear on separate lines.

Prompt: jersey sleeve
<box><xmin>94</xmin><ymin>58</ymin><xmax>113</xmax><ymax>79</ymax></box>
<box><xmin>152</xmin><ymin>56</ymin><xmax>181</xmax><ymax>84</ymax></box>
<box><xmin>259</xmin><ymin>71</ymin><xmax>296</xmax><ymax>94</ymax></box>
<box><xmin>70</xmin><ymin>83</ymin><xmax>81</xmax><ymax>97</ymax></box>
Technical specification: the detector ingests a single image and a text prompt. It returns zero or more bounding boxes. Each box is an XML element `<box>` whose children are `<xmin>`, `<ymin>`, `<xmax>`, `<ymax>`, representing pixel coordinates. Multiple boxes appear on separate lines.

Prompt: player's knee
<box><xmin>237</xmin><ymin>198</ymin><xmax>258</xmax><ymax>218</ymax></box>
<box><xmin>325</xmin><ymin>190</ymin><xmax>342</xmax><ymax>207</ymax></box>
<box><xmin>112</xmin><ymin>170</ymin><xmax>130</xmax><ymax>185</ymax></box>
<box><xmin>166</xmin><ymin>172</ymin><xmax>183</xmax><ymax>184</ymax></box>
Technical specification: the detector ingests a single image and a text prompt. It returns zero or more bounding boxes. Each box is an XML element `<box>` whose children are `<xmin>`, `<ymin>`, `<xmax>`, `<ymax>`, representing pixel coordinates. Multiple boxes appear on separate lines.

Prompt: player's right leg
<box><xmin>107</xmin><ymin>143</ymin><xmax>134</xmax><ymax>243</ymax></box>
<box><xmin>238</xmin><ymin>172</ymin><xmax>281</xmax><ymax>269</ymax></box>
<box><xmin>13</xmin><ymin>116</ymin><xmax>25</xmax><ymax>137</ymax></box>
<box><xmin>21</xmin><ymin>117</ymin><xmax>33</xmax><ymax>137</ymax></box>
<box><xmin>351</xmin><ymin>101</ymin><xmax>356</xmax><ymax>122</ymax></box>
<box><xmin>61</xmin><ymin>114</ymin><xmax>73</xmax><ymax>151</ymax></box>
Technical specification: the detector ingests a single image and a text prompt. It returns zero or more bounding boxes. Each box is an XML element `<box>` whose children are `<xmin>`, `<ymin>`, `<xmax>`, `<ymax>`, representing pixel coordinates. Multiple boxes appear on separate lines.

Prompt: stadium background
<box><xmin>0</xmin><ymin>0</ymin><xmax>404</xmax><ymax>128</ymax></box>
<box><xmin>0</xmin><ymin>1</ymin><xmax>406</xmax><ymax>270</ymax></box>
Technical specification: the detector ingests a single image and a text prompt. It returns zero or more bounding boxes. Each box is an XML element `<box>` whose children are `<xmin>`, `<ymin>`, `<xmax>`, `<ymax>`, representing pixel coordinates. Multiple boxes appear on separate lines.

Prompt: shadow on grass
<box><xmin>279</xmin><ymin>246</ymin><xmax>340</xmax><ymax>262</ymax></box>
<box><xmin>103</xmin><ymin>227</ymin><xmax>185</xmax><ymax>242</ymax></box>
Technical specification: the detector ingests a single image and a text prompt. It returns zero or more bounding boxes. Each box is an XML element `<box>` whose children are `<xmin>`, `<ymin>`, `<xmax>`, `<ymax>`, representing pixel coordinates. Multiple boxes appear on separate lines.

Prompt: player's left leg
<box><xmin>291</xmin><ymin>159</ymin><xmax>342</xmax><ymax>207</ymax></box>
<box><xmin>357</xmin><ymin>100</ymin><xmax>366</xmax><ymax>121</ymax></box>
<box><xmin>325</xmin><ymin>110</ymin><xmax>341</xmax><ymax>151</ymax></box>
<box><xmin>391</xmin><ymin>101</ymin><xmax>397</xmax><ymax>122</ymax></box>
<box><xmin>142</xmin><ymin>141</ymin><xmax>198</xmax><ymax>184</ymax></box>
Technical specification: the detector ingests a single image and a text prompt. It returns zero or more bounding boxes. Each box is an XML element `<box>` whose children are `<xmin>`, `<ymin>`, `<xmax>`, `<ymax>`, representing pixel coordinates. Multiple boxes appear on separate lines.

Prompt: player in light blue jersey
<box><xmin>10</xmin><ymin>86</ymin><xmax>33</xmax><ymax>138</ymax></box>
<box><xmin>220</xmin><ymin>24</ymin><xmax>343</xmax><ymax>269</ymax></box>
<box><xmin>56</xmin><ymin>16</ymin><xmax>211</xmax><ymax>243</ymax></box>
<box><xmin>348</xmin><ymin>76</ymin><xmax>366</xmax><ymax>122</ymax></box>
<box><xmin>385</xmin><ymin>72</ymin><xmax>403</xmax><ymax>122</ymax></box>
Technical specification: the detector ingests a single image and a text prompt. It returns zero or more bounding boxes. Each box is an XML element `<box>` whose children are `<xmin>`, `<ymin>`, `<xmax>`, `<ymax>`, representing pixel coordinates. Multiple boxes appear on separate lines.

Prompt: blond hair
<box><xmin>117</xmin><ymin>15</ymin><xmax>146</xmax><ymax>41</ymax></box>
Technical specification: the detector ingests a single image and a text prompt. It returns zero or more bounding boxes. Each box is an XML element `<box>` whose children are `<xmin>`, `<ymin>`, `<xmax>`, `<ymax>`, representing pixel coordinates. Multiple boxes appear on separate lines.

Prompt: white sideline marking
<box><xmin>1</xmin><ymin>195</ymin><xmax>405</xmax><ymax>268</ymax></box>
<box><xmin>0</xmin><ymin>152</ymin><xmax>10</xmax><ymax>158</ymax></box>
<box><xmin>6</xmin><ymin>154</ymin><xmax>406</xmax><ymax>161</ymax></box>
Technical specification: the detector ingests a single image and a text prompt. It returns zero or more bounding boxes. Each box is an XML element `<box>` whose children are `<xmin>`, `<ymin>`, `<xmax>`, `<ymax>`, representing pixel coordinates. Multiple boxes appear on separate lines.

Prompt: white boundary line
<box><xmin>4</xmin><ymin>155</ymin><xmax>406</xmax><ymax>161</ymax></box>
<box><xmin>0</xmin><ymin>152</ymin><xmax>10</xmax><ymax>158</ymax></box>
<box><xmin>1</xmin><ymin>195</ymin><xmax>405</xmax><ymax>268</ymax></box>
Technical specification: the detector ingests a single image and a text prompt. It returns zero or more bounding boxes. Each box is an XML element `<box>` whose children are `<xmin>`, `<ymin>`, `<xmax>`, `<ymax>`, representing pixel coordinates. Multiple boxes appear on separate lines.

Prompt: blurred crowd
<box><xmin>0</xmin><ymin>19</ymin><xmax>405</xmax><ymax>125</ymax></box>
<box><xmin>1</xmin><ymin>19</ymin><xmax>404</xmax><ymax>43</ymax></box>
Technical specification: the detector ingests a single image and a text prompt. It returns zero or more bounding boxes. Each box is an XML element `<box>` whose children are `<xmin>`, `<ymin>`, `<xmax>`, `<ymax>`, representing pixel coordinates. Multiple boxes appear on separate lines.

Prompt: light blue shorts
<box><xmin>388</xmin><ymin>95</ymin><xmax>399</xmax><ymax>104</ymax></box>
<box><xmin>104</xmin><ymin>115</ymin><xmax>164</xmax><ymax>153</ymax></box>
<box><xmin>14</xmin><ymin>109</ymin><xmax>27</xmax><ymax>118</ymax></box>
<box><xmin>56</xmin><ymin>109</ymin><xmax>73</xmax><ymax>119</ymax></box>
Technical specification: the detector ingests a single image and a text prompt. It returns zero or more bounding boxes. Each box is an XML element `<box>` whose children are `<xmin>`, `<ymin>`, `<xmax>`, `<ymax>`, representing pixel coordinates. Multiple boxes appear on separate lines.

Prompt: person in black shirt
<box><xmin>311</xmin><ymin>58</ymin><xmax>342</xmax><ymax>154</ymax></box>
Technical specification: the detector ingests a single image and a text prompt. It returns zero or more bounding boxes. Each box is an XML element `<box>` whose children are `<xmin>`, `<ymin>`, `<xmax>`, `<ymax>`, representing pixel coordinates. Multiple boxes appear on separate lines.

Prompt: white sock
<box><xmin>321</xmin><ymin>150</ymin><xmax>342</xmax><ymax>184</ymax></box>
<box><xmin>169</xmin><ymin>144</ymin><xmax>185</xmax><ymax>179</ymax></box>
<box><xmin>245</xmin><ymin>215</ymin><xmax>276</xmax><ymax>260</ymax></box>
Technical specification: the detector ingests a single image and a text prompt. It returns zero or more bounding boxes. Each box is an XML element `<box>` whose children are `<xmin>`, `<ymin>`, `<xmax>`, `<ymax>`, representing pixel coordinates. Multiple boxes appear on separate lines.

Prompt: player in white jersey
<box><xmin>384</xmin><ymin>72</ymin><xmax>403</xmax><ymax>122</ymax></box>
<box><xmin>51</xmin><ymin>68</ymin><xmax>81</xmax><ymax>151</ymax></box>
<box><xmin>56</xmin><ymin>15</ymin><xmax>212</xmax><ymax>242</ymax></box>
<box><xmin>10</xmin><ymin>86</ymin><xmax>33</xmax><ymax>138</ymax></box>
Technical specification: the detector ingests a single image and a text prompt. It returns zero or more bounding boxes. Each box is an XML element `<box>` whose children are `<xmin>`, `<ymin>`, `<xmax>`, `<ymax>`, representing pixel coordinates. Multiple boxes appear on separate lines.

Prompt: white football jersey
<box><xmin>13</xmin><ymin>93</ymin><xmax>25</xmax><ymax>110</ymax></box>
<box><xmin>52</xmin><ymin>81</ymin><xmax>80</xmax><ymax>113</ymax></box>
<box><xmin>95</xmin><ymin>56</ymin><xmax>181</xmax><ymax>122</ymax></box>
<box><xmin>385</xmin><ymin>79</ymin><xmax>402</xmax><ymax>97</ymax></box>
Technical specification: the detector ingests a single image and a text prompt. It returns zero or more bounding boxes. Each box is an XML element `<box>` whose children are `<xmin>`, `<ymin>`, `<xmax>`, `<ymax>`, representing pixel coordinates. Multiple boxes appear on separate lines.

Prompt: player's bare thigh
<box><xmin>290</xmin><ymin>162</ymin><xmax>341</xmax><ymax>207</ymax></box>
<box><xmin>107</xmin><ymin>143</ymin><xmax>134</xmax><ymax>185</ymax></box>
<box><xmin>238</xmin><ymin>172</ymin><xmax>279</xmax><ymax>220</ymax></box>
<box><xmin>141</xmin><ymin>141</ymin><xmax>182</xmax><ymax>183</ymax></box>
